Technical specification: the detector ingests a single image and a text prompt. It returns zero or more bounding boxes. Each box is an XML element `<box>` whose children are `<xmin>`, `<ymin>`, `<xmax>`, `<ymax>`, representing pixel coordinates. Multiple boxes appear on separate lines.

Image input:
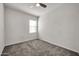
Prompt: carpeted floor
<box><xmin>1</xmin><ymin>39</ymin><xmax>79</xmax><ymax>56</ymax></box>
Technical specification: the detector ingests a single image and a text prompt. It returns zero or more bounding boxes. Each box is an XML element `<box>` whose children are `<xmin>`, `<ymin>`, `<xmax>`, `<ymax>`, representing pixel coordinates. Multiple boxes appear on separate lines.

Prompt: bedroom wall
<box><xmin>39</xmin><ymin>3</ymin><xmax>79</xmax><ymax>53</ymax></box>
<box><xmin>5</xmin><ymin>7</ymin><xmax>38</xmax><ymax>46</ymax></box>
<box><xmin>0</xmin><ymin>3</ymin><xmax>5</xmax><ymax>55</ymax></box>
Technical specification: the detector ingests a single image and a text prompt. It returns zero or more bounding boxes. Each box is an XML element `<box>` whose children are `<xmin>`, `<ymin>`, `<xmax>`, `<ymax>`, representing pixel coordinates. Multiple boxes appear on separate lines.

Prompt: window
<box><xmin>29</xmin><ymin>19</ymin><xmax>37</xmax><ymax>33</ymax></box>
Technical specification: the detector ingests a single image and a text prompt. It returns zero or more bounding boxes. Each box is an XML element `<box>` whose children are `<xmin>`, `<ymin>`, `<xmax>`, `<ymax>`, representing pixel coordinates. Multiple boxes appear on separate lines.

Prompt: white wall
<box><xmin>5</xmin><ymin>7</ymin><xmax>38</xmax><ymax>46</ymax></box>
<box><xmin>39</xmin><ymin>4</ymin><xmax>79</xmax><ymax>53</ymax></box>
<box><xmin>0</xmin><ymin>3</ymin><xmax>5</xmax><ymax>55</ymax></box>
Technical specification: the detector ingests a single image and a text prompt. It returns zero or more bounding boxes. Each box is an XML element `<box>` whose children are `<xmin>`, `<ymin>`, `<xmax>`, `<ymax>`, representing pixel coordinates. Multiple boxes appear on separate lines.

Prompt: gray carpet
<box><xmin>1</xmin><ymin>39</ymin><xmax>79</xmax><ymax>56</ymax></box>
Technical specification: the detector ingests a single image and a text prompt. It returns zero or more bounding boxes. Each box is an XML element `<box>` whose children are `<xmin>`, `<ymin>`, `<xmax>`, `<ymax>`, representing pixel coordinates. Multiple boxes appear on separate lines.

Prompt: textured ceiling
<box><xmin>5</xmin><ymin>3</ymin><xmax>63</xmax><ymax>16</ymax></box>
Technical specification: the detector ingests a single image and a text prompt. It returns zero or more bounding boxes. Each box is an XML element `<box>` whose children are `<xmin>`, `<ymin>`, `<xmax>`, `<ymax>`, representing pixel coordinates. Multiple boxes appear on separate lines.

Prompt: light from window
<box><xmin>29</xmin><ymin>20</ymin><xmax>37</xmax><ymax>33</ymax></box>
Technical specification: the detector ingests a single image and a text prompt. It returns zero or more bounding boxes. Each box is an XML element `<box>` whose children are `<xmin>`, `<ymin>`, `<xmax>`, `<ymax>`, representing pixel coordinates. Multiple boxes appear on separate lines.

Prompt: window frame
<box><xmin>29</xmin><ymin>19</ymin><xmax>37</xmax><ymax>33</ymax></box>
